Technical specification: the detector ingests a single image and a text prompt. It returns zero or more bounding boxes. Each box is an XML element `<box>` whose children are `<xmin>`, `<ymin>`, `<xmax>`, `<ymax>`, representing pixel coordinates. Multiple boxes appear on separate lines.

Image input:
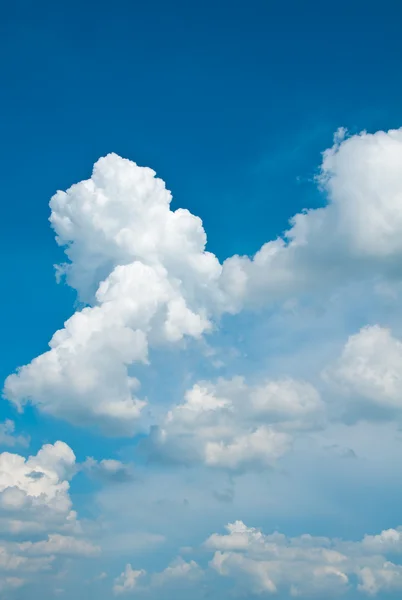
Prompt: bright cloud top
<box><xmin>0</xmin><ymin>441</ymin><xmax>77</xmax><ymax>534</ymax></box>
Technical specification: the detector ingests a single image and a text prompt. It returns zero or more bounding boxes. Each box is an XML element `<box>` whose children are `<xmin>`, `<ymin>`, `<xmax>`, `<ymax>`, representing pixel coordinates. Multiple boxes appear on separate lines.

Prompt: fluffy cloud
<box><xmin>205</xmin><ymin>521</ymin><xmax>402</xmax><ymax>597</ymax></box>
<box><xmin>221</xmin><ymin>128</ymin><xmax>402</xmax><ymax>308</ymax></box>
<box><xmin>0</xmin><ymin>533</ymin><xmax>99</xmax><ymax>597</ymax></box>
<box><xmin>0</xmin><ymin>538</ymin><xmax>53</xmax><ymax>598</ymax></box>
<box><xmin>0</xmin><ymin>442</ymin><xmax>100</xmax><ymax>594</ymax></box>
<box><xmin>113</xmin><ymin>564</ymin><xmax>145</xmax><ymax>595</ymax></box>
<box><xmin>325</xmin><ymin>325</ymin><xmax>402</xmax><ymax>420</ymax></box>
<box><xmin>148</xmin><ymin>377</ymin><xmax>324</xmax><ymax>470</ymax></box>
<box><xmin>0</xmin><ymin>441</ymin><xmax>78</xmax><ymax>534</ymax></box>
<box><xmin>4</xmin><ymin>154</ymin><xmax>225</xmax><ymax>436</ymax></box>
<box><xmin>151</xmin><ymin>557</ymin><xmax>202</xmax><ymax>587</ymax></box>
<box><xmin>113</xmin><ymin>558</ymin><xmax>202</xmax><ymax>596</ymax></box>
<box><xmin>5</xmin><ymin>128</ymin><xmax>402</xmax><ymax>435</ymax></box>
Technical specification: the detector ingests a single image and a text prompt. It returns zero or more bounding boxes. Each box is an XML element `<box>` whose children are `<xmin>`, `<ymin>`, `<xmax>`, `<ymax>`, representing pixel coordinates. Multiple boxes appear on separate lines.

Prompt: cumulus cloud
<box><xmin>221</xmin><ymin>127</ymin><xmax>402</xmax><ymax>308</ymax></box>
<box><xmin>113</xmin><ymin>564</ymin><xmax>145</xmax><ymax>595</ymax></box>
<box><xmin>5</xmin><ymin>128</ymin><xmax>402</xmax><ymax>435</ymax></box>
<box><xmin>147</xmin><ymin>376</ymin><xmax>324</xmax><ymax>470</ymax></box>
<box><xmin>205</xmin><ymin>521</ymin><xmax>402</xmax><ymax>597</ymax></box>
<box><xmin>113</xmin><ymin>558</ymin><xmax>202</xmax><ymax>596</ymax></box>
<box><xmin>3</xmin><ymin>154</ymin><xmax>226</xmax><ymax>435</ymax></box>
<box><xmin>324</xmin><ymin>325</ymin><xmax>402</xmax><ymax>421</ymax></box>
<box><xmin>0</xmin><ymin>544</ymin><xmax>53</xmax><ymax>573</ymax></box>
<box><xmin>4</xmin><ymin>125</ymin><xmax>402</xmax><ymax>598</ymax></box>
<box><xmin>151</xmin><ymin>557</ymin><xmax>202</xmax><ymax>587</ymax></box>
<box><xmin>0</xmin><ymin>441</ymin><xmax>78</xmax><ymax>534</ymax></box>
<box><xmin>0</xmin><ymin>442</ymin><xmax>100</xmax><ymax>593</ymax></box>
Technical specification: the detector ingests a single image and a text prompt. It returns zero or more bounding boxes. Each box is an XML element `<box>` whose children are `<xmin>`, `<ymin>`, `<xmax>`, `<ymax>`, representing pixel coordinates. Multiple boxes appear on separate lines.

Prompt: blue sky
<box><xmin>3</xmin><ymin>1</ymin><xmax>402</xmax><ymax>598</ymax></box>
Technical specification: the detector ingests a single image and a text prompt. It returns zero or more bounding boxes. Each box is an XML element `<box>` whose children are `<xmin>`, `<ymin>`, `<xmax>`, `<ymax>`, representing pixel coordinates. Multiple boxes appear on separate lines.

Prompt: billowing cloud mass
<box><xmin>148</xmin><ymin>377</ymin><xmax>324</xmax><ymax>470</ymax></box>
<box><xmin>325</xmin><ymin>325</ymin><xmax>402</xmax><ymax>420</ymax></box>
<box><xmin>222</xmin><ymin>128</ymin><xmax>402</xmax><ymax>306</ymax></box>
<box><xmin>206</xmin><ymin>521</ymin><xmax>402</xmax><ymax>597</ymax></box>
<box><xmin>0</xmin><ymin>442</ymin><xmax>98</xmax><ymax>592</ymax></box>
<box><xmin>4</xmin><ymin>154</ymin><xmax>225</xmax><ymax>435</ymax></box>
<box><xmin>4</xmin><ymin>126</ymin><xmax>402</xmax><ymax>598</ymax></box>
<box><xmin>0</xmin><ymin>441</ymin><xmax>77</xmax><ymax>534</ymax></box>
<box><xmin>5</xmin><ymin>128</ymin><xmax>402</xmax><ymax>435</ymax></box>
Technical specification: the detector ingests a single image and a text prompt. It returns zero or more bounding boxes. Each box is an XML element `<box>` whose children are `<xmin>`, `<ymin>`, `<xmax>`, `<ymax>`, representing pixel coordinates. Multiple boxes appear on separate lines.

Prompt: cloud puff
<box><xmin>151</xmin><ymin>557</ymin><xmax>202</xmax><ymax>587</ymax></box>
<box><xmin>0</xmin><ymin>442</ymin><xmax>100</xmax><ymax>594</ymax></box>
<box><xmin>0</xmin><ymin>541</ymin><xmax>53</xmax><ymax>574</ymax></box>
<box><xmin>4</xmin><ymin>154</ymin><xmax>225</xmax><ymax>436</ymax></box>
<box><xmin>0</xmin><ymin>538</ymin><xmax>54</xmax><ymax>598</ymax></box>
<box><xmin>324</xmin><ymin>325</ymin><xmax>402</xmax><ymax>421</ymax></box>
<box><xmin>221</xmin><ymin>127</ymin><xmax>402</xmax><ymax>307</ymax></box>
<box><xmin>113</xmin><ymin>558</ymin><xmax>202</xmax><ymax>596</ymax></box>
<box><xmin>0</xmin><ymin>533</ymin><xmax>98</xmax><ymax>597</ymax></box>
<box><xmin>205</xmin><ymin>521</ymin><xmax>402</xmax><ymax>597</ymax></box>
<box><xmin>5</xmin><ymin>127</ymin><xmax>402</xmax><ymax>435</ymax></box>
<box><xmin>0</xmin><ymin>441</ymin><xmax>78</xmax><ymax>534</ymax></box>
<box><xmin>113</xmin><ymin>564</ymin><xmax>145</xmax><ymax>595</ymax></box>
<box><xmin>147</xmin><ymin>376</ymin><xmax>324</xmax><ymax>470</ymax></box>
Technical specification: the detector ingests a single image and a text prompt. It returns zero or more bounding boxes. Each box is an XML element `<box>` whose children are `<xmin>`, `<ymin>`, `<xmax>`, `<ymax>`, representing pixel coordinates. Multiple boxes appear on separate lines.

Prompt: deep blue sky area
<box><xmin>1</xmin><ymin>0</ymin><xmax>402</xmax><ymax>440</ymax></box>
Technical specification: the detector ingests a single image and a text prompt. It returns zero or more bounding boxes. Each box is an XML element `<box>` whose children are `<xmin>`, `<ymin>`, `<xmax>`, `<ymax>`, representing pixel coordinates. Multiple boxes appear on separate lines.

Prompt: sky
<box><xmin>3</xmin><ymin>0</ymin><xmax>402</xmax><ymax>598</ymax></box>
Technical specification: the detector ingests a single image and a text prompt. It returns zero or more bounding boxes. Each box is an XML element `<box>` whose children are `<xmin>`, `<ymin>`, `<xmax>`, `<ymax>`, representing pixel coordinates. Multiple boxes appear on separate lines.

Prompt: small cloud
<box><xmin>0</xmin><ymin>420</ymin><xmax>29</xmax><ymax>448</ymax></box>
<box><xmin>82</xmin><ymin>457</ymin><xmax>134</xmax><ymax>483</ymax></box>
<box><xmin>113</xmin><ymin>564</ymin><xmax>145</xmax><ymax>596</ymax></box>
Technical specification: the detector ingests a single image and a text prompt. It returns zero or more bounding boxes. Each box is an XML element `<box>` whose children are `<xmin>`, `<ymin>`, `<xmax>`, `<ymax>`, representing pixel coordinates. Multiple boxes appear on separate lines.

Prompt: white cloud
<box><xmin>151</xmin><ymin>557</ymin><xmax>202</xmax><ymax>586</ymax></box>
<box><xmin>149</xmin><ymin>377</ymin><xmax>323</xmax><ymax>470</ymax></box>
<box><xmin>221</xmin><ymin>127</ymin><xmax>402</xmax><ymax>308</ymax></box>
<box><xmin>5</xmin><ymin>128</ymin><xmax>402</xmax><ymax>435</ymax></box>
<box><xmin>0</xmin><ymin>441</ymin><xmax>78</xmax><ymax>533</ymax></box>
<box><xmin>113</xmin><ymin>564</ymin><xmax>145</xmax><ymax>595</ymax></box>
<box><xmin>206</xmin><ymin>521</ymin><xmax>402</xmax><ymax>597</ymax></box>
<box><xmin>4</xmin><ymin>154</ymin><xmax>224</xmax><ymax>435</ymax></box>
<box><xmin>361</xmin><ymin>528</ymin><xmax>402</xmax><ymax>554</ymax></box>
<box><xmin>19</xmin><ymin>534</ymin><xmax>100</xmax><ymax>557</ymax></box>
<box><xmin>112</xmin><ymin>558</ymin><xmax>202</xmax><ymax>597</ymax></box>
<box><xmin>0</xmin><ymin>442</ymin><xmax>101</xmax><ymax>594</ymax></box>
<box><xmin>0</xmin><ymin>540</ymin><xmax>54</xmax><ymax>576</ymax></box>
<box><xmin>324</xmin><ymin>325</ymin><xmax>402</xmax><ymax>419</ymax></box>
<box><xmin>358</xmin><ymin>564</ymin><xmax>402</xmax><ymax>596</ymax></box>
